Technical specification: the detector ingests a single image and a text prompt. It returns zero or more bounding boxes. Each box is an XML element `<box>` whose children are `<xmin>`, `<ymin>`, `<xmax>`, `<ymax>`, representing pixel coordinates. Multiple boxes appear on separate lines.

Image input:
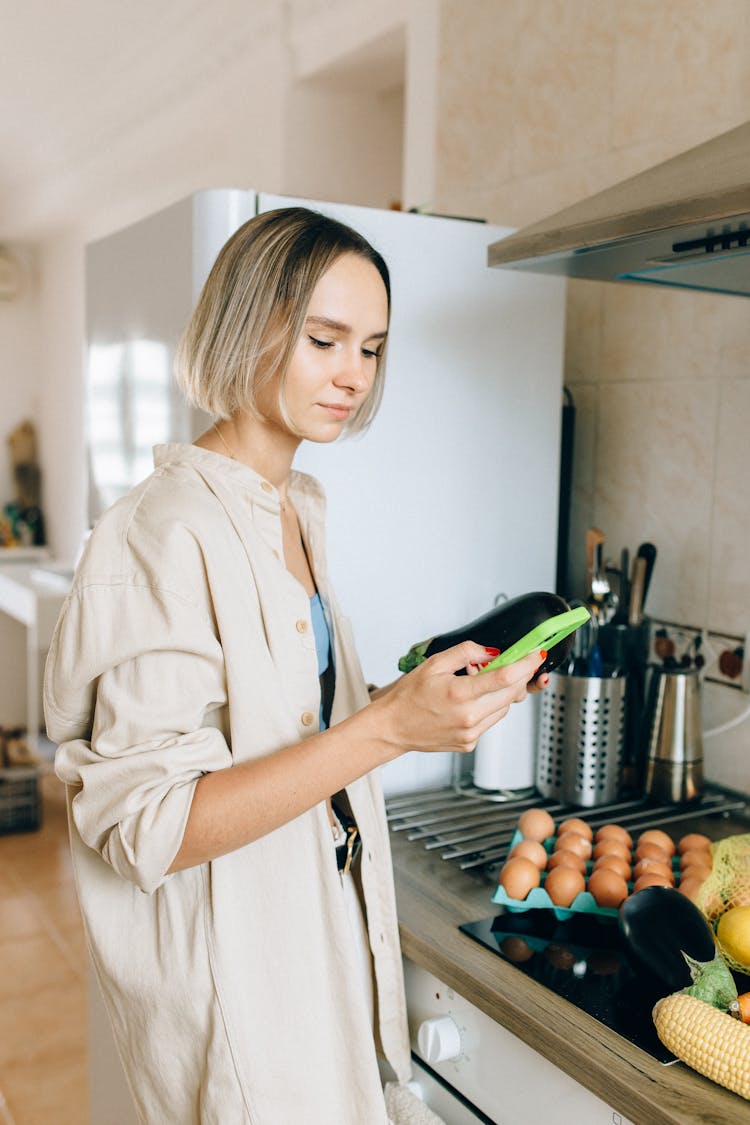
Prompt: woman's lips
<box><xmin>318</xmin><ymin>403</ymin><xmax>353</xmax><ymax>420</ymax></box>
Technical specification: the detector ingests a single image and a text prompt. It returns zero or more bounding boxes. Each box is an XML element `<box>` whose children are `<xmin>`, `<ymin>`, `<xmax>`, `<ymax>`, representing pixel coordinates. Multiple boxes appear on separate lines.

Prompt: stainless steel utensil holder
<box><xmin>536</xmin><ymin>672</ymin><xmax>626</xmax><ymax>807</ymax></box>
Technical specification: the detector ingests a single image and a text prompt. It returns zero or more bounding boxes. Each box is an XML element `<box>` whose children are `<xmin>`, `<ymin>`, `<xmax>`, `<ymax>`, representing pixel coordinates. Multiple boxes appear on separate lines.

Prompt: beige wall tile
<box><xmin>600</xmin><ymin>283</ymin><xmax>726</xmax><ymax>383</ymax></box>
<box><xmin>612</xmin><ymin>1</ymin><xmax>747</xmax><ymax>147</ymax></box>
<box><xmin>592</xmin><ymin>380</ymin><xmax>718</xmax><ymax>623</ymax></box>
<box><xmin>708</xmin><ymin>380</ymin><xmax>750</xmax><ymax>631</ymax></box>
<box><xmin>719</xmin><ymin>296</ymin><xmax>750</xmax><ymax>381</ymax></box>
<box><xmin>511</xmin><ymin>0</ymin><xmax>616</xmax><ymax>178</ymax></box>
<box><xmin>564</xmin><ymin>280</ymin><xmax>604</xmax><ymax>383</ymax></box>
<box><xmin>436</xmin><ymin>0</ymin><xmax>519</xmax><ymax>197</ymax></box>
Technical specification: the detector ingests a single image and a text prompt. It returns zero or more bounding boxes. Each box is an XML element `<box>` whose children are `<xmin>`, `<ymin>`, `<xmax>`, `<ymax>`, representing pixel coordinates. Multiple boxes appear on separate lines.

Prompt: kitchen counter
<box><xmin>390</xmin><ymin>799</ymin><xmax>750</xmax><ymax>1125</ymax></box>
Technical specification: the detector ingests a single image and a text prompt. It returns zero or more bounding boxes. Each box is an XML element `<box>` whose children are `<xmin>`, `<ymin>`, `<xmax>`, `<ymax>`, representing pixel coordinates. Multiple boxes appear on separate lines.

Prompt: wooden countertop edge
<box><xmin>392</xmin><ymin>844</ymin><xmax>747</xmax><ymax>1125</ymax></box>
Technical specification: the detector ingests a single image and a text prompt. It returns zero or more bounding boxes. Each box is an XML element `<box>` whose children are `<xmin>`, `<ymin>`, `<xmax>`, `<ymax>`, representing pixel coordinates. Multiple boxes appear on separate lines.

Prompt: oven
<box><xmin>388</xmin><ymin>783</ymin><xmax>749</xmax><ymax>1124</ymax></box>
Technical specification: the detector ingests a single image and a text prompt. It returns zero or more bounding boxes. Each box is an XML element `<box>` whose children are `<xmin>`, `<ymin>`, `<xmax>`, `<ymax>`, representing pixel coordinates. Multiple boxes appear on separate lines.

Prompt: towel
<box><xmin>384</xmin><ymin>1082</ymin><xmax>446</xmax><ymax>1125</ymax></box>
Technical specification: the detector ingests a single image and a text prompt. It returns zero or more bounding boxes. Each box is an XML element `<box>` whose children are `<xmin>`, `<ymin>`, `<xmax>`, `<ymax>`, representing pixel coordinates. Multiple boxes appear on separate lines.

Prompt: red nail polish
<box><xmin>539</xmin><ymin>649</ymin><xmax>548</xmax><ymax>660</ymax></box>
<box><xmin>485</xmin><ymin>647</ymin><xmax>500</xmax><ymax>656</ymax></box>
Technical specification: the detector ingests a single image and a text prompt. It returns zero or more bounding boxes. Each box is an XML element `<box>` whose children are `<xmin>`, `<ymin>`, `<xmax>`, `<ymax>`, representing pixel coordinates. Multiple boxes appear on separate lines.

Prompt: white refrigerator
<box><xmin>85</xmin><ymin>189</ymin><xmax>567</xmax><ymax>796</ymax></box>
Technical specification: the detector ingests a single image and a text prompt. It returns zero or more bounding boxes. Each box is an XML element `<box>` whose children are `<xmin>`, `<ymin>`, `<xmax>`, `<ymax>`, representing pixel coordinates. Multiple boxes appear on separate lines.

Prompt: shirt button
<box><xmin>261</xmin><ymin>481</ymin><xmax>273</xmax><ymax>494</ymax></box>
<box><xmin>301</xmin><ymin>711</ymin><xmax>315</xmax><ymax>727</ymax></box>
<box><xmin>296</xmin><ymin>619</ymin><xmax>309</xmax><ymax>633</ymax></box>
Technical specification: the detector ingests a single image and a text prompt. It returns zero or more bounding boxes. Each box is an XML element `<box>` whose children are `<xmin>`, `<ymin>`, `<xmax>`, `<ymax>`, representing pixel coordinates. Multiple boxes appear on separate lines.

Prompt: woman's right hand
<box><xmin>373</xmin><ymin>641</ymin><xmax>545</xmax><ymax>756</ymax></box>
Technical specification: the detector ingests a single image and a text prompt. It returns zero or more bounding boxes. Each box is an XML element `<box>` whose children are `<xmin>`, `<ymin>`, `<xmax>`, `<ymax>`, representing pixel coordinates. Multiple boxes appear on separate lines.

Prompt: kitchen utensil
<box><xmin>536</xmin><ymin>670</ymin><xmax>626</xmax><ymax>806</ymax></box>
<box><xmin>636</xmin><ymin>542</ymin><xmax>657</xmax><ymax>610</ymax></box>
<box><xmin>585</xmin><ymin>527</ymin><xmax>605</xmax><ymax>583</ymax></box>
<box><xmin>628</xmin><ymin>556</ymin><xmax>647</xmax><ymax>626</ymax></box>
<box><xmin>618</xmin><ymin>547</ymin><xmax>630</xmax><ymax>619</ymax></box>
<box><xmin>618</xmin><ymin>886</ymin><xmax>715</xmax><ymax>994</ymax></box>
<box><xmin>642</xmin><ymin>665</ymin><xmax>704</xmax><ymax>803</ymax></box>
<box><xmin>589</xmin><ymin>536</ymin><xmax>618</xmax><ymax>626</ymax></box>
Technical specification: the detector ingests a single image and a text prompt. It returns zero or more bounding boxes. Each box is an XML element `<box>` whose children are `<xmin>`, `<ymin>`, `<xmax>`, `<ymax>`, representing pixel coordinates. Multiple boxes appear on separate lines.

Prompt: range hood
<box><xmin>488</xmin><ymin>121</ymin><xmax>750</xmax><ymax>297</ymax></box>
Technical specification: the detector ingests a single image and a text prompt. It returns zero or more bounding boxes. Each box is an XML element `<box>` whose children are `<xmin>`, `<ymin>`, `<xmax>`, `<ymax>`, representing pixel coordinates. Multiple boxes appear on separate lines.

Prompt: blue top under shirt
<box><xmin>310</xmin><ymin>593</ymin><xmax>333</xmax><ymax>729</ymax></box>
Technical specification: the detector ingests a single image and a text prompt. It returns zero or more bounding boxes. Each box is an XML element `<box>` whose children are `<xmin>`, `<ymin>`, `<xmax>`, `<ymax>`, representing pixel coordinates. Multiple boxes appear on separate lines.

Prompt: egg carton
<box><xmin>492</xmin><ymin>828</ymin><xmax>685</xmax><ymax>922</ymax></box>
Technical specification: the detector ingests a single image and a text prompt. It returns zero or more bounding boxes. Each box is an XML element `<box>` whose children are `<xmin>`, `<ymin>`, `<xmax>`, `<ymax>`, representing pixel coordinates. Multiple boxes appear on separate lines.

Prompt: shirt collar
<box><xmin>152</xmin><ymin>443</ymin><xmax>326</xmax><ymax>519</ymax></box>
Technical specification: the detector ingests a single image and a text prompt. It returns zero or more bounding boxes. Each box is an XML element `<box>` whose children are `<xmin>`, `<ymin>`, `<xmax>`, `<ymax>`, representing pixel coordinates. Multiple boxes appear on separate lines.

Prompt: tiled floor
<box><xmin>0</xmin><ymin>765</ymin><xmax>88</xmax><ymax>1125</ymax></box>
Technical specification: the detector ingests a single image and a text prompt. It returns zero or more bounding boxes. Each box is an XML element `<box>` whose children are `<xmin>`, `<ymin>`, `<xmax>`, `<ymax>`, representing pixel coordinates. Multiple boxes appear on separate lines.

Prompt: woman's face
<box><xmin>262</xmin><ymin>252</ymin><xmax>389</xmax><ymax>443</ymax></box>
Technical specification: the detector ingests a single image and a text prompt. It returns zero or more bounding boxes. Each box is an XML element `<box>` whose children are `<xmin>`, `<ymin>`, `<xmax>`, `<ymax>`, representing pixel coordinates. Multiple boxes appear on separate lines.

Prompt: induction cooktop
<box><xmin>462</xmin><ymin>908</ymin><xmax>676</xmax><ymax>1065</ymax></box>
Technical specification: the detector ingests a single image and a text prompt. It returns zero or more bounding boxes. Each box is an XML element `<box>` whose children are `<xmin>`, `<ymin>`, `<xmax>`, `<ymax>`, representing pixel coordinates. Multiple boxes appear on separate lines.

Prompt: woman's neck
<box><xmin>195</xmin><ymin>414</ymin><xmax>301</xmax><ymax>495</ymax></box>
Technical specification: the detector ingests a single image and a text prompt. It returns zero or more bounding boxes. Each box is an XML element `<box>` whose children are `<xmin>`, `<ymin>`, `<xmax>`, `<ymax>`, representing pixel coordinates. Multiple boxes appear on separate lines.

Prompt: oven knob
<box><xmin>417</xmin><ymin>1016</ymin><xmax>462</xmax><ymax>1063</ymax></box>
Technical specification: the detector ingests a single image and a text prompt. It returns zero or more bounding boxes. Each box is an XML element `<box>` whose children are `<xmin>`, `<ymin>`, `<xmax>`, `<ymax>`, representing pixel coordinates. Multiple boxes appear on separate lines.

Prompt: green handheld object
<box><xmin>479</xmin><ymin>606</ymin><xmax>590</xmax><ymax>673</ymax></box>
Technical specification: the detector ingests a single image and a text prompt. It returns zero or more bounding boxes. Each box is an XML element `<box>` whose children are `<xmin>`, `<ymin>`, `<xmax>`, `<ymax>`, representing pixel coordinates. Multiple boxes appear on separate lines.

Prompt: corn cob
<box><xmin>653</xmin><ymin>993</ymin><xmax>750</xmax><ymax>1100</ymax></box>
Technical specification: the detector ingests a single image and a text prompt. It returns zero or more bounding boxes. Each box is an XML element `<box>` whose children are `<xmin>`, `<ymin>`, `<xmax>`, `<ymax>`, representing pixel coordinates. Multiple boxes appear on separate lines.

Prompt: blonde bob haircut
<box><xmin>174</xmin><ymin>206</ymin><xmax>391</xmax><ymax>435</ymax></box>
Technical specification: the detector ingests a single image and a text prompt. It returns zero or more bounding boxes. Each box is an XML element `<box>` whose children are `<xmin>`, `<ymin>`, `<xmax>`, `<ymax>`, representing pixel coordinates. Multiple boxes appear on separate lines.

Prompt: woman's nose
<box><xmin>334</xmin><ymin>350</ymin><xmax>371</xmax><ymax>394</ymax></box>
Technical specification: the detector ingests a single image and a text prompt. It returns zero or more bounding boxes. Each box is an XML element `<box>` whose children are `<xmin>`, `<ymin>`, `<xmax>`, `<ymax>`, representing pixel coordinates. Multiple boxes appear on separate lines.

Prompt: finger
<box><xmin>470</xmin><ymin>650</ymin><xmax>544</xmax><ymax>695</ymax></box>
<box><xmin>474</xmin><ymin>703</ymin><xmax>512</xmax><ymax>739</ymax></box>
<box><xmin>528</xmin><ymin>672</ymin><xmax>550</xmax><ymax>695</ymax></box>
<box><xmin>429</xmin><ymin>640</ymin><xmax>500</xmax><ymax>675</ymax></box>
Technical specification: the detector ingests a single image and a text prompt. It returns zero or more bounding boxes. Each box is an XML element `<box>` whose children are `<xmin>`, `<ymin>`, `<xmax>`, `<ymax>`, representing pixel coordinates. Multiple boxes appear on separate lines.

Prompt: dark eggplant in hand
<box><xmin>397</xmin><ymin>591</ymin><xmax>583</xmax><ymax>678</ymax></box>
<box><xmin>618</xmin><ymin>886</ymin><xmax>716</xmax><ymax>995</ymax></box>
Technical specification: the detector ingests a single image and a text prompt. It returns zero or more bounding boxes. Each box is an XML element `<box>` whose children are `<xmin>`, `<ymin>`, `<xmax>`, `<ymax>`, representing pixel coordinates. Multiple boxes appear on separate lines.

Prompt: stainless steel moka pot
<box><xmin>643</xmin><ymin>665</ymin><xmax>704</xmax><ymax>802</ymax></box>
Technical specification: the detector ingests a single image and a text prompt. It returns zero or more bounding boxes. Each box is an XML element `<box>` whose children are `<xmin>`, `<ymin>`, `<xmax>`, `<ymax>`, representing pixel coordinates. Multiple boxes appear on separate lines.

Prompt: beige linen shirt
<box><xmin>45</xmin><ymin>444</ymin><xmax>412</xmax><ymax>1124</ymax></box>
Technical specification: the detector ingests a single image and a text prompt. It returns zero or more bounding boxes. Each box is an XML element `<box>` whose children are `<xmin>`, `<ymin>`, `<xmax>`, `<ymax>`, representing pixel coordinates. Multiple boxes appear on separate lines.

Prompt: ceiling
<box><xmin>0</xmin><ymin>0</ymin><xmax>282</xmax><ymax>240</ymax></box>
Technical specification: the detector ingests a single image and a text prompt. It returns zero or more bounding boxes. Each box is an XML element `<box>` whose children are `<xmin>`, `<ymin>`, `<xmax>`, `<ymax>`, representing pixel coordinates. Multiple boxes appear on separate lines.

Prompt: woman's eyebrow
<box><xmin>306</xmin><ymin>315</ymin><xmax>388</xmax><ymax>341</ymax></box>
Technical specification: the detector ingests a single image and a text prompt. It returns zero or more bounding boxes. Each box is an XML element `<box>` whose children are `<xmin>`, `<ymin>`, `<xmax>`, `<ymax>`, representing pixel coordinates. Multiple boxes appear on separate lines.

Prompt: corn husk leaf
<box><xmin>681</xmin><ymin>949</ymin><xmax>738</xmax><ymax>1010</ymax></box>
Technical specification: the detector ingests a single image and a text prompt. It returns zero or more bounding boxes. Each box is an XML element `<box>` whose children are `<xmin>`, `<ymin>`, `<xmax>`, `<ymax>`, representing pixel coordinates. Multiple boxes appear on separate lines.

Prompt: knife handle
<box><xmin>628</xmin><ymin>556</ymin><xmax>647</xmax><ymax>626</ymax></box>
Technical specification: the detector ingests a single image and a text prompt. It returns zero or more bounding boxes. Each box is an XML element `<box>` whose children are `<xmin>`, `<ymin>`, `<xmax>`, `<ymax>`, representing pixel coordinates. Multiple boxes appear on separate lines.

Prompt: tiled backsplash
<box><xmin>432</xmin><ymin>0</ymin><xmax>750</xmax><ymax>795</ymax></box>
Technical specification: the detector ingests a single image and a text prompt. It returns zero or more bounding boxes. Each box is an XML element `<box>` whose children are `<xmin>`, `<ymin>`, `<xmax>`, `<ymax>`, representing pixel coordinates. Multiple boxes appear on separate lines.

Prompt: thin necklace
<box><xmin>212</xmin><ymin>422</ymin><xmax>288</xmax><ymax>512</ymax></box>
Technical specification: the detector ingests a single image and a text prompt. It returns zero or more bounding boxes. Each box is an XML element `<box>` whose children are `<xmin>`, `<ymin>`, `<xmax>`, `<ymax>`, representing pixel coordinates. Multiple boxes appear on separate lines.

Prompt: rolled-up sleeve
<box><xmin>46</xmin><ymin>580</ymin><xmax>232</xmax><ymax>893</ymax></box>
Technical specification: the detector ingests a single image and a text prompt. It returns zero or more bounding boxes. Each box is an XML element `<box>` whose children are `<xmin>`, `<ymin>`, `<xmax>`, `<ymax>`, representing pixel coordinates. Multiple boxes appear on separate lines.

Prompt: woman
<box><xmin>45</xmin><ymin>207</ymin><xmax>546</xmax><ymax>1124</ymax></box>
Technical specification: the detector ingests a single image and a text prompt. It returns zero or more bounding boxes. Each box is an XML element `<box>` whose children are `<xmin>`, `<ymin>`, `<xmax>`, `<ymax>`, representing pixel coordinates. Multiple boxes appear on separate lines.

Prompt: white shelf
<box><xmin>0</xmin><ymin>546</ymin><xmax>49</xmax><ymax>562</ymax></box>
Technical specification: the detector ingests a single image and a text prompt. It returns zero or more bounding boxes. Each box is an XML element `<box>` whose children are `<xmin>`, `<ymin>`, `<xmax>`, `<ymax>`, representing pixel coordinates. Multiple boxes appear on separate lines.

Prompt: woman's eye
<box><xmin>362</xmin><ymin>348</ymin><xmax>382</xmax><ymax>360</ymax></box>
<box><xmin>309</xmin><ymin>335</ymin><xmax>334</xmax><ymax>349</ymax></box>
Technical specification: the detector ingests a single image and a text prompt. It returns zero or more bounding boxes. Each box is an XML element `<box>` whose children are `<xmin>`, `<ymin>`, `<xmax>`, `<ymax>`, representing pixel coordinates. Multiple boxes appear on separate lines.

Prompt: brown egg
<box><xmin>558</xmin><ymin>817</ymin><xmax>593</xmax><ymax>842</ymax></box>
<box><xmin>500</xmin><ymin>936</ymin><xmax>534</xmax><ymax>963</ymax></box>
<box><xmin>633</xmin><ymin>857</ymin><xmax>674</xmax><ymax>885</ymax></box>
<box><xmin>518</xmin><ymin>807</ymin><xmax>555</xmax><ymax>843</ymax></box>
<box><xmin>587</xmin><ymin>868</ymin><xmax>629</xmax><ymax>909</ymax></box>
<box><xmin>634</xmin><ymin>840</ymin><xmax>671</xmax><ymax>864</ymax></box>
<box><xmin>680</xmin><ymin>863</ymin><xmax>712</xmax><ymax>884</ymax></box>
<box><xmin>680</xmin><ymin>849</ymin><xmax>713</xmax><ymax>872</ymax></box>
<box><xmin>544</xmin><ymin>865</ymin><xmax>585</xmax><ymax>907</ymax></box>
<box><xmin>499</xmin><ymin>856</ymin><xmax>541</xmax><ymax>900</ymax></box>
<box><xmin>593</xmin><ymin>854</ymin><xmax>632</xmax><ymax>882</ymax></box>
<box><xmin>547</xmin><ymin>849</ymin><xmax>586</xmax><ymax>875</ymax></box>
<box><xmin>553</xmin><ymin>832</ymin><xmax>592</xmax><ymax>860</ymax></box>
<box><xmin>677</xmin><ymin>833</ymin><xmax>712</xmax><ymax>856</ymax></box>
<box><xmin>509</xmin><ymin>839</ymin><xmax>549</xmax><ymax>869</ymax></box>
<box><xmin>595</xmin><ymin>824</ymin><xmax>633</xmax><ymax>849</ymax></box>
<box><xmin>636</xmin><ymin>829</ymin><xmax>675</xmax><ymax>857</ymax></box>
<box><xmin>677</xmin><ymin>877</ymin><xmax>704</xmax><ymax>903</ymax></box>
<box><xmin>593</xmin><ymin>838</ymin><xmax>631</xmax><ymax>863</ymax></box>
<box><xmin>633</xmin><ymin>872</ymin><xmax>672</xmax><ymax>893</ymax></box>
